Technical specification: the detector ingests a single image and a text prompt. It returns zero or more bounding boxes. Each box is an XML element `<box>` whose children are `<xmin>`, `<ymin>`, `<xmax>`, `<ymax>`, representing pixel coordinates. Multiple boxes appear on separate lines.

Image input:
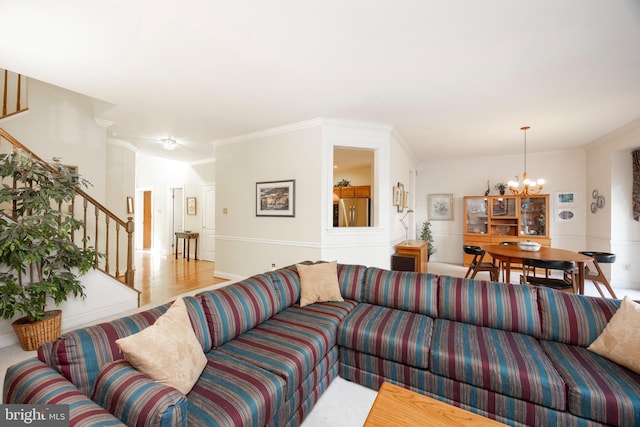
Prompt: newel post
<box><xmin>125</xmin><ymin>217</ymin><xmax>135</xmax><ymax>287</ymax></box>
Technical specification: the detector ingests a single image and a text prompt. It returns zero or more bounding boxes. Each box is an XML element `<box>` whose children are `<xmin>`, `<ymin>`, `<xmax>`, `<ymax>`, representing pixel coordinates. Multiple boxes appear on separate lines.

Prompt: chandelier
<box><xmin>507</xmin><ymin>126</ymin><xmax>544</xmax><ymax>196</ymax></box>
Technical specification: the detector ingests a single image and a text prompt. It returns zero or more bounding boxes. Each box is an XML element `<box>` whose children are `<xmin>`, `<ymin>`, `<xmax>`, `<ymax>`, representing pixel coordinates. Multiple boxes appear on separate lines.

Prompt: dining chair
<box><xmin>579</xmin><ymin>251</ymin><xmax>617</xmax><ymax>298</ymax></box>
<box><xmin>520</xmin><ymin>258</ymin><xmax>576</xmax><ymax>293</ymax></box>
<box><xmin>463</xmin><ymin>245</ymin><xmax>499</xmax><ymax>281</ymax></box>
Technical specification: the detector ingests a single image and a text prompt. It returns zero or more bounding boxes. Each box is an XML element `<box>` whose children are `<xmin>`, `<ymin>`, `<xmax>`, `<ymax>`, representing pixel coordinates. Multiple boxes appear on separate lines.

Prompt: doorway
<box><xmin>143</xmin><ymin>190</ymin><xmax>152</xmax><ymax>249</ymax></box>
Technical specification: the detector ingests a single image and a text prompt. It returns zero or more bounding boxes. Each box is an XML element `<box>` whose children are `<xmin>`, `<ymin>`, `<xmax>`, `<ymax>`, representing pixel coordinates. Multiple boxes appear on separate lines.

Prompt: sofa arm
<box><xmin>91</xmin><ymin>360</ymin><xmax>188</xmax><ymax>427</ymax></box>
<box><xmin>3</xmin><ymin>358</ymin><xmax>126</xmax><ymax>426</ymax></box>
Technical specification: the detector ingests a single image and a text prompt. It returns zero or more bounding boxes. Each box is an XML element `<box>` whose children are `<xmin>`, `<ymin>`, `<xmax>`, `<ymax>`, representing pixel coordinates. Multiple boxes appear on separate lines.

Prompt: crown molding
<box><xmin>93</xmin><ymin>117</ymin><xmax>114</xmax><ymax>128</ymax></box>
<box><xmin>211</xmin><ymin>117</ymin><xmax>395</xmax><ymax>148</ymax></box>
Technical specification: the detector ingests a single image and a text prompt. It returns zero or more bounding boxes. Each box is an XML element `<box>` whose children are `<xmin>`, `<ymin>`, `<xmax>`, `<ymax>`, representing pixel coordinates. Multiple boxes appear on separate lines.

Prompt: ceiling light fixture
<box><xmin>161</xmin><ymin>137</ymin><xmax>177</xmax><ymax>151</ymax></box>
<box><xmin>507</xmin><ymin>126</ymin><xmax>544</xmax><ymax>196</ymax></box>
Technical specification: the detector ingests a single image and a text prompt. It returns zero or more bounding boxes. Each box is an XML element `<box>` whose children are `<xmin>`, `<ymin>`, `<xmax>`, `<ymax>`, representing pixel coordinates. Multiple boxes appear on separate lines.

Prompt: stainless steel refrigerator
<box><xmin>338</xmin><ymin>198</ymin><xmax>370</xmax><ymax>227</ymax></box>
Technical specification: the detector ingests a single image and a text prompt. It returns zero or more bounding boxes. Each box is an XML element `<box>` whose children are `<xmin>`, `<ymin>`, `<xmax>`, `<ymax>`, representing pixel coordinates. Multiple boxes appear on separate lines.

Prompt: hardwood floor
<box><xmin>132</xmin><ymin>251</ymin><xmax>228</xmax><ymax>306</ymax></box>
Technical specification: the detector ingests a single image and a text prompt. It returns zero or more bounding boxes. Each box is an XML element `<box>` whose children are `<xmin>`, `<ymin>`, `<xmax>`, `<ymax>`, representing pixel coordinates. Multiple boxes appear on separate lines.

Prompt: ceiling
<box><xmin>1</xmin><ymin>0</ymin><xmax>640</xmax><ymax>163</ymax></box>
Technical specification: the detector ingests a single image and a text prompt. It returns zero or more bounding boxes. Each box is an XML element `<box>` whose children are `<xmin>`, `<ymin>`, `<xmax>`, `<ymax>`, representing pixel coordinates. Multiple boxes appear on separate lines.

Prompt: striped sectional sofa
<box><xmin>4</xmin><ymin>263</ymin><xmax>640</xmax><ymax>426</ymax></box>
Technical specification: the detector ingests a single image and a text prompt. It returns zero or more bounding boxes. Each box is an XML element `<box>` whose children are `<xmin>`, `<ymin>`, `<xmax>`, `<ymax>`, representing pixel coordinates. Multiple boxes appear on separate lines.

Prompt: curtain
<box><xmin>633</xmin><ymin>150</ymin><xmax>640</xmax><ymax>221</ymax></box>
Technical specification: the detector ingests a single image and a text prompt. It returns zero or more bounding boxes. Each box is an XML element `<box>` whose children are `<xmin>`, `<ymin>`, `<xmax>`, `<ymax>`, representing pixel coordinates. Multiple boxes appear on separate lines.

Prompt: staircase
<box><xmin>0</xmin><ymin>69</ymin><xmax>137</xmax><ymax>302</ymax></box>
<box><xmin>0</xmin><ymin>129</ymin><xmax>137</xmax><ymax>297</ymax></box>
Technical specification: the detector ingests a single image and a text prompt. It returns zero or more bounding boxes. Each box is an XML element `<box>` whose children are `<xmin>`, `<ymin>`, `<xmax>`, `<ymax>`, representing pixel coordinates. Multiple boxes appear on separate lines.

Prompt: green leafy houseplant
<box><xmin>0</xmin><ymin>151</ymin><xmax>97</xmax><ymax>327</ymax></box>
<box><xmin>419</xmin><ymin>220</ymin><xmax>436</xmax><ymax>258</ymax></box>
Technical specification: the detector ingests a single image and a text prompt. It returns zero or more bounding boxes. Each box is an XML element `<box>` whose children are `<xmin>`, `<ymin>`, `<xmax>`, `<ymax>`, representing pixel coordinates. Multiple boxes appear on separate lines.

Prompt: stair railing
<box><xmin>0</xmin><ymin>128</ymin><xmax>136</xmax><ymax>291</ymax></box>
<box><xmin>1</xmin><ymin>69</ymin><xmax>28</xmax><ymax>120</ymax></box>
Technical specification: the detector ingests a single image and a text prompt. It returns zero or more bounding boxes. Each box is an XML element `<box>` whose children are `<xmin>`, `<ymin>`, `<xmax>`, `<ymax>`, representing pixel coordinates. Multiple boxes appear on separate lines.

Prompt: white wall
<box><xmin>215</xmin><ymin>119</ymin><xmax>416</xmax><ymax>276</ymax></box>
<box><xmin>215</xmin><ymin>124</ymin><xmax>323</xmax><ymax>277</ymax></box>
<box><xmin>417</xmin><ymin>148</ymin><xmax>587</xmax><ymax>264</ymax></box>
<box><xmin>586</xmin><ymin>118</ymin><xmax>640</xmax><ymax>289</ymax></box>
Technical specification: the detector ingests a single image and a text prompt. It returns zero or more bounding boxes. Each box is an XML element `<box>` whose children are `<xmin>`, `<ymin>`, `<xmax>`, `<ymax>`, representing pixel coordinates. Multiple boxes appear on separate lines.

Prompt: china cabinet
<box><xmin>463</xmin><ymin>195</ymin><xmax>550</xmax><ymax>266</ymax></box>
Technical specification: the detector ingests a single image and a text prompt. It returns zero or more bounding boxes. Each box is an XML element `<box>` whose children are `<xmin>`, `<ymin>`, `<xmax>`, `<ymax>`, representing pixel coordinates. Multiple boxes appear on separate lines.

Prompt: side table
<box><xmin>394</xmin><ymin>240</ymin><xmax>428</xmax><ymax>273</ymax></box>
<box><xmin>175</xmin><ymin>232</ymin><xmax>199</xmax><ymax>261</ymax></box>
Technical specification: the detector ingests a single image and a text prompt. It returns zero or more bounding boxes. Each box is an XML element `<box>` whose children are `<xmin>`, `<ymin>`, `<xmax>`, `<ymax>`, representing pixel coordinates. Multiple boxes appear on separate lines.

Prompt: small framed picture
<box><xmin>256</xmin><ymin>179</ymin><xmax>295</xmax><ymax>217</ymax></box>
<box><xmin>555</xmin><ymin>192</ymin><xmax>576</xmax><ymax>206</ymax></box>
<box><xmin>555</xmin><ymin>208</ymin><xmax>576</xmax><ymax>222</ymax></box>
<box><xmin>186</xmin><ymin>197</ymin><xmax>197</xmax><ymax>215</ymax></box>
<box><xmin>428</xmin><ymin>194</ymin><xmax>454</xmax><ymax>221</ymax></box>
<box><xmin>394</xmin><ymin>182</ymin><xmax>405</xmax><ymax>212</ymax></box>
<box><xmin>126</xmin><ymin>196</ymin><xmax>134</xmax><ymax>214</ymax></box>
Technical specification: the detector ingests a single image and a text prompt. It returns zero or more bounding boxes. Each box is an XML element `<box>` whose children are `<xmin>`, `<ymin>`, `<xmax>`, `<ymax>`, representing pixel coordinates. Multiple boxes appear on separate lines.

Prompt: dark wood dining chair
<box><xmin>463</xmin><ymin>245</ymin><xmax>499</xmax><ymax>281</ymax></box>
<box><xmin>520</xmin><ymin>258</ymin><xmax>576</xmax><ymax>293</ymax></box>
<box><xmin>579</xmin><ymin>251</ymin><xmax>617</xmax><ymax>298</ymax></box>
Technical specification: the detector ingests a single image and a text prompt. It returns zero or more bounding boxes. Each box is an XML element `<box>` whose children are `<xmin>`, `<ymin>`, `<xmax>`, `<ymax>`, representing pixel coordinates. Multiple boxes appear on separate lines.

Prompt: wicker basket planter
<box><xmin>11</xmin><ymin>310</ymin><xmax>62</xmax><ymax>351</ymax></box>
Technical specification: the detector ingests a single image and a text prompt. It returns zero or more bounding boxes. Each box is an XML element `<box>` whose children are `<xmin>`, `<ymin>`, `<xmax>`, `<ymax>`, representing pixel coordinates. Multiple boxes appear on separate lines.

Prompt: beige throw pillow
<box><xmin>588</xmin><ymin>296</ymin><xmax>640</xmax><ymax>374</ymax></box>
<box><xmin>116</xmin><ymin>297</ymin><xmax>207</xmax><ymax>394</ymax></box>
<box><xmin>297</xmin><ymin>261</ymin><xmax>344</xmax><ymax>307</ymax></box>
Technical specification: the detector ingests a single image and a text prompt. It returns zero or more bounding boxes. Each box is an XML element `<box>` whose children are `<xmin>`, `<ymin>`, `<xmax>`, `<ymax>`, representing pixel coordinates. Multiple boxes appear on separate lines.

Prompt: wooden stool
<box><xmin>579</xmin><ymin>251</ymin><xmax>617</xmax><ymax>298</ymax></box>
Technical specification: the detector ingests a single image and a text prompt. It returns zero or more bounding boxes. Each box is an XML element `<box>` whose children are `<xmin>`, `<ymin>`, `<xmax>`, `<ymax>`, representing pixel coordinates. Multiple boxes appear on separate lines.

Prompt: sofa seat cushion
<box><xmin>188</xmin><ymin>351</ymin><xmax>285</xmax><ymax>427</ymax></box>
<box><xmin>541</xmin><ymin>340</ymin><xmax>640</xmax><ymax>426</ymax></box>
<box><xmin>337</xmin><ymin>303</ymin><xmax>433</xmax><ymax>370</ymax></box>
<box><xmin>218</xmin><ymin>302</ymin><xmax>351</xmax><ymax>397</ymax></box>
<box><xmin>430</xmin><ymin>319</ymin><xmax>566</xmax><ymax>410</ymax></box>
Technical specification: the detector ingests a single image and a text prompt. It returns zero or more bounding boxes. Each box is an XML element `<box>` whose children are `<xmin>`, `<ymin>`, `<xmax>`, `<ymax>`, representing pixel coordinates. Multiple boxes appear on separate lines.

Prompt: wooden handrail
<box><xmin>0</xmin><ymin>128</ymin><xmax>136</xmax><ymax>292</ymax></box>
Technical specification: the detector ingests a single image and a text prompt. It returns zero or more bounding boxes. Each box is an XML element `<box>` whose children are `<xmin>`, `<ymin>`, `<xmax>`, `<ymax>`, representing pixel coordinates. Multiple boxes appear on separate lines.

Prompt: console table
<box><xmin>175</xmin><ymin>232</ymin><xmax>199</xmax><ymax>261</ymax></box>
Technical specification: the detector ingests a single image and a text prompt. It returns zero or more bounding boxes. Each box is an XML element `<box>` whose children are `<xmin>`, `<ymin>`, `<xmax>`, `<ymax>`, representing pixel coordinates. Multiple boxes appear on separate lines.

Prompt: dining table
<box><xmin>483</xmin><ymin>244</ymin><xmax>594</xmax><ymax>294</ymax></box>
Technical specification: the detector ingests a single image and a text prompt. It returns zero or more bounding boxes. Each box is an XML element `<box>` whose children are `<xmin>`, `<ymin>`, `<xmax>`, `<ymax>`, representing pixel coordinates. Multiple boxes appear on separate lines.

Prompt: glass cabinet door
<box><xmin>520</xmin><ymin>196</ymin><xmax>547</xmax><ymax>237</ymax></box>
<box><xmin>491</xmin><ymin>196</ymin><xmax>517</xmax><ymax>217</ymax></box>
<box><xmin>464</xmin><ymin>197</ymin><xmax>488</xmax><ymax>234</ymax></box>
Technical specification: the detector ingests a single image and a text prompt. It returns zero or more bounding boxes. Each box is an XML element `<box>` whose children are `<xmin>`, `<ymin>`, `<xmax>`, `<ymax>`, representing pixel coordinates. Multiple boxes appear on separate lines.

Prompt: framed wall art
<box><xmin>555</xmin><ymin>208</ymin><xmax>576</xmax><ymax>222</ymax></box>
<box><xmin>256</xmin><ymin>179</ymin><xmax>295</xmax><ymax>217</ymax></box>
<box><xmin>186</xmin><ymin>197</ymin><xmax>197</xmax><ymax>215</ymax></box>
<box><xmin>428</xmin><ymin>193</ymin><xmax>454</xmax><ymax>221</ymax></box>
<box><xmin>126</xmin><ymin>196</ymin><xmax>134</xmax><ymax>214</ymax></box>
<box><xmin>394</xmin><ymin>182</ymin><xmax>405</xmax><ymax>212</ymax></box>
<box><xmin>555</xmin><ymin>191</ymin><xmax>576</xmax><ymax>206</ymax></box>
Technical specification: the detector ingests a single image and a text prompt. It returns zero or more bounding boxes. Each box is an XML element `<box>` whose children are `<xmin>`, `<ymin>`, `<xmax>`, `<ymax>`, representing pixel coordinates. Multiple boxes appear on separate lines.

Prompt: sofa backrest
<box><xmin>268</xmin><ymin>264</ymin><xmax>304</xmax><ymax>307</ymax></box>
<box><xmin>36</xmin><ymin>296</ymin><xmax>209</xmax><ymax>396</ymax></box>
<box><xmin>437</xmin><ymin>275</ymin><xmax>542</xmax><ymax>337</ymax></box>
<box><xmin>268</xmin><ymin>262</ymin><xmax>368</xmax><ymax>306</ymax></box>
<box><xmin>363</xmin><ymin>267</ymin><xmax>439</xmax><ymax>317</ymax></box>
<box><xmin>337</xmin><ymin>263</ymin><xmax>368</xmax><ymax>301</ymax></box>
<box><xmin>537</xmin><ymin>287</ymin><xmax>621</xmax><ymax>346</ymax></box>
<box><xmin>198</xmin><ymin>273</ymin><xmax>281</xmax><ymax>348</ymax></box>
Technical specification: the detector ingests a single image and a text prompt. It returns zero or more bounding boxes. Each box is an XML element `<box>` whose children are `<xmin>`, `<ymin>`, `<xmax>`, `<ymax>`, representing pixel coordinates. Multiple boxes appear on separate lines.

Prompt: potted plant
<box><xmin>0</xmin><ymin>150</ymin><xmax>97</xmax><ymax>350</ymax></box>
<box><xmin>494</xmin><ymin>182</ymin><xmax>507</xmax><ymax>195</ymax></box>
<box><xmin>419</xmin><ymin>221</ymin><xmax>436</xmax><ymax>259</ymax></box>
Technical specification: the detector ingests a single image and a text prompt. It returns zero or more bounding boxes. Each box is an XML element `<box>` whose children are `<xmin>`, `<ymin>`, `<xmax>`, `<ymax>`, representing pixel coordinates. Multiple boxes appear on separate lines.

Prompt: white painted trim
<box><xmin>216</xmin><ymin>235</ymin><xmax>321</xmax><ymax>249</ymax></box>
<box><xmin>212</xmin><ymin>118</ymin><xmax>324</xmax><ymax>147</ymax></box>
<box><xmin>211</xmin><ymin>117</ymin><xmax>395</xmax><ymax>147</ymax></box>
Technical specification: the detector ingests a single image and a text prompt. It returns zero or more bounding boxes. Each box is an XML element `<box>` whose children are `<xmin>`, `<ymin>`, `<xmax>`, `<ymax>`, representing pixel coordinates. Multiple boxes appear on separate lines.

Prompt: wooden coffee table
<box><xmin>364</xmin><ymin>382</ymin><xmax>506</xmax><ymax>426</ymax></box>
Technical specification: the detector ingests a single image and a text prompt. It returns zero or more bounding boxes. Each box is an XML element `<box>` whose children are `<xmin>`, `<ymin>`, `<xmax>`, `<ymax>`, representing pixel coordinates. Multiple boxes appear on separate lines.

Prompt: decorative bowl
<box><xmin>518</xmin><ymin>241</ymin><xmax>541</xmax><ymax>252</ymax></box>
